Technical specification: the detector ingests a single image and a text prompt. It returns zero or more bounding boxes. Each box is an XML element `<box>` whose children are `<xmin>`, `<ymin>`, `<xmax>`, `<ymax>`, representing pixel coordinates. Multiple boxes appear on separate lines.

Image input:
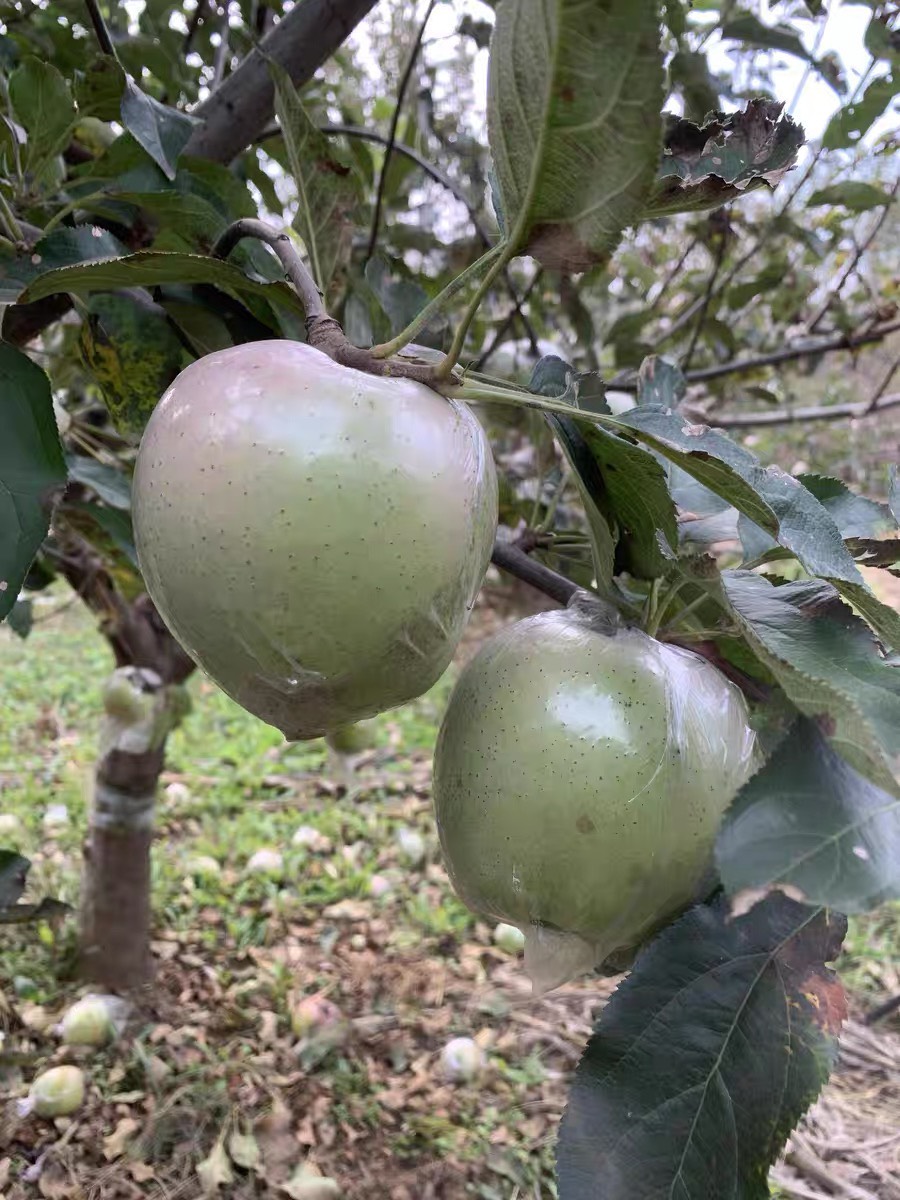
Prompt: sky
<box><xmin>426</xmin><ymin>0</ymin><xmax>896</xmax><ymax>146</ymax></box>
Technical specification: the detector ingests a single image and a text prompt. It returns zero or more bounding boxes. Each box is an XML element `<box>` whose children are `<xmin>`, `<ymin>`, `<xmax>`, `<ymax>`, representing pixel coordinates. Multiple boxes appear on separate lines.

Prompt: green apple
<box><xmin>60</xmin><ymin>997</ymin><xmax>115</xmax><ymax>1047</ymax></box>
<box><xmin>433</xmin><ymin>605</ymin><xmax>757</xmax><ymax>987</ymax></box>
<box><xmin>29</xmin><ymin>1065</ymin><xmax>86</xmax><ymax>1117</ymax></box>
<box><xmin>133</xmin><ymin>341</ymin><xmax>497</xmax><ymax>740</ymax></box>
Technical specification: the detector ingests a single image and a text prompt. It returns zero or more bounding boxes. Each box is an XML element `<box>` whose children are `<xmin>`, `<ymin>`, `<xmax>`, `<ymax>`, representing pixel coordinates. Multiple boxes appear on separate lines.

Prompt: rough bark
<box><xmin>184</xmin><ymin>0</ymin><xmax>380</xmax><ymax>164</ymax></box>
<box><xmin>79</xmin><ymin>668</ymin><xmax>167</xmax><ymax>988</ymax></box>
<box><xmin>56</xmin><ymin>533</ymin><xmax>194</xmax><ymax>988</ymax></box>
<box><xmin>6</xmin><ymin>2</ymin><xmax>379</xmax><ymax>349</ymax></box>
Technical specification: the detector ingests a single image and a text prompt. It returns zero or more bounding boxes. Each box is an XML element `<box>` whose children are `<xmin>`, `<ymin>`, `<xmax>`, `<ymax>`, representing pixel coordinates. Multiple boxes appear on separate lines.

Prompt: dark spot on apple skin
<box><xmin>576</xmin><ymin>814</ymin><xmax>596</xmax><ymax>834</ymax></box>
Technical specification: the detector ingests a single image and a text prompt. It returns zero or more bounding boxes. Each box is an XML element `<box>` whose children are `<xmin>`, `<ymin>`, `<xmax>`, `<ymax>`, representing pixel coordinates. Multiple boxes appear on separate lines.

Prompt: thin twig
<box><xmin>863</xmin><ymin>990</ymin><xmax>900</xmax><ymax>1026</ymax></box>
<box><xmin>83</xmin><ymin>0</ymin><xmax>118</xmax><ymax>60</ymax></box>
<box><xmin>490</xmin><ymin>540</ymin><xmax>579</xmax><ymax>607</ymax></box>
<box><xmin>211</xmin><ymin>224</ymin><xmax>445</xmax><ymax>385</ymax></box>
<box><xmin>211</xmin><ymin>217</ymin><xmax>325</xmax><ymax>321</ymax></box>
<box><xmin>211</xmin><ymin>6</ymin><xmax>232</xmax><ymax>89</ymax></box>
<box><xmin>370</xmin><ymin>243</ymin><xmax>503</xmax><ymax>359</ymax></box>
<box><xmin>613</xmin><ymin>319</ymin><xmax>900</xmax><ymax>391</ymax></box>
<box><xmin>183</xmin><ymin>0</ymin><xmax>207</xmax><ymax>54</ymax></box>
<box><xmin>318</xmin><ymin>124</ymin><xmax>492</xmax><ymax>243</ymax></box>
<box><xmin>806</xmin><ymin>174</ymin><xmax>899</xmax><ymax>333</ymax></box>
<box><xmin>475</xmin><ymin>269</ymin><xmax>544</xmax><ymax>370</ymax></box>
<box><xmin>682</xmin><ymin>228</ymin><xmax>727</xmax><ymax>371</ymax></box>
<box><xmin>786</xmin><ymin>3</ymin><xmax>830</xmax><ymax>117</ymax></box>
<box><xmin>686</xmin><ymin>319</ymin><xmax>900</xmax><ymax>383</ymax></box>
<box><xmin>646</xmin><ymin>236</ymin><xmax>699</xmax><ymax>314</ymax></box>
<box><xmin>0</xmin><ymin>189</ymin><xmax>23</xmax><ymax>244</ymax></box>
<box><xmin>364</xmin><ymin>0</ymin><xmax>438</xmax><ymax>262</ymax></box>
<box><xmin>701</xmin><ymin>390</ymin><xmax>900</xmax><ymax>428</ymax></box>
<box><xmin>316</xmin><ymin>125</ymin><xmax>539</xmax><ymax>352</ymax></box>
<box><xmin>863</xmin><ymin>351</ymin><xmax>900</xmax><ymax>416</ymax></box>
<box><xmin>438</xmin><ymin>245</ymin><xmax>515</xmax><ymax>378</ymax></box>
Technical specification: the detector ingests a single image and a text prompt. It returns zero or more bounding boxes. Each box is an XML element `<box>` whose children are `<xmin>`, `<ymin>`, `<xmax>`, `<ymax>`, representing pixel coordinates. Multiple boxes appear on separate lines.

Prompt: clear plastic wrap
<box><xmin>433</xmin><ymin>597</ymin><xmax>759</xmax><ymax>992</ymax></box>
<box><xmin>133</xmin><ymin>341</ymin><xmax>498</xmax><ymax>741</ymax></box>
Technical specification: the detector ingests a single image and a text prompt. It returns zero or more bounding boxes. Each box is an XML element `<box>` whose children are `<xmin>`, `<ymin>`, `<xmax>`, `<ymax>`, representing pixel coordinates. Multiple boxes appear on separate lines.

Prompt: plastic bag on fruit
<box><xmin>132</xmin><ymin>341</ymin><xmax>498</xmax><ymax>741</ymax></box>
<box><xmin>433</xmin><ymin>595</ymin><xmax>759</xmax><ymax>992</ymax></box>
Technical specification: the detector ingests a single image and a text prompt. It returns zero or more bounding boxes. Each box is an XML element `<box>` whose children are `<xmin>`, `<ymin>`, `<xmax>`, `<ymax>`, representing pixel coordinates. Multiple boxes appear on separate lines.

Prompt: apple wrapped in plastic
<box><xmin>133</xmin><ymin>342</ymin><xmax>498</xmax><ymax>740</ymax></box>
<box><xmin>433</xmin><ymin>600</ymin><xmax>758</xmax><ymax>991</ymax></box>
<box><xmin>25</xmin><ymin>1065</ymin><xmax>86</xmax><ymax>1118</ymax></box>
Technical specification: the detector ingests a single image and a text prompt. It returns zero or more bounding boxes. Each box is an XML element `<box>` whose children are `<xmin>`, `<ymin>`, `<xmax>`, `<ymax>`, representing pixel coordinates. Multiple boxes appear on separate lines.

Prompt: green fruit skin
<box><xmin>433</xmin><ymin>609</ymin><xmax>757</xmax><ymax>960</ymax></box>
<box><xmin>133</xmin><ymin>341</ymin><xmax>498</xmax><ymax>740</ymax></box>
<box><xmin>326</xmin><ymin>721</ymin><xmax>373</xmax><ymax>754</ymax></box>
<box><xmin>30</xmin><ymin>1065</ymin><xmax>86</xmax><ymax>1117</ymax></box>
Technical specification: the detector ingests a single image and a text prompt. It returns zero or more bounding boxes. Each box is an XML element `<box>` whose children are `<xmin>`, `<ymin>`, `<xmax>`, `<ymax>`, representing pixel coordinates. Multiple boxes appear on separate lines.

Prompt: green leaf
<box><xmin>68</xmin><ymin>500</ymin><xmax>138</xmax><ymax>568</ymax></box>
<box><xmin>835</xmin><ymin>580</ymin><xmax>900</xmax><ymax>653</ymax></box>
<box><xmin>796</xmin><ymin>474</ymin><xmax>895</xmax><ymax>538</ymax></box>
<box><xmin>78</xmin><ymin>291</ymin><xmax>187</xmax><ymax>434</ymax></box>
<box><xmin>6</xmin><ymin>597</ymin><xmax>32</xmax><ymax>638</ymax></box>
<box><xmin>636</xmin><ymin>354</ymin><xmax>685</xmax><ymax>407</ymax></box>
<box><xmin>487</xmin><ymin>0</ymin><xmax>664</xmax><ymax>271</ymax></box>
<box><xmin>865</xmin><ymin>14</ymin><xmax>900</xmax><ymax>60</ymax></box>
<box><xmin>552</xmin><ymin>416</ymin><xmax>677</xmax><ymax>579</ymax></box>
<box><xmin>66</xmin><ymin>453</ymin><xmax>132</xmax><ymax>510</ymax></box>
<box><xmin>8</xmin><ymin>55</ymin><xmax>76</xmax><ymax>180</ymax></box>
<box><xmin>721</xmin><ymin>12</ymin><xmax>814</xmax><ymax>62</ymax></box>
<box><xmin>740</xmin><ymin>473</ymin><xmax>896</xmax><ymax>562</ymax></box>
<box><xmin>528</xmin><ymin>357</ymin><xmax>614</xmax><ymax>588</ymax></box>
<box><xmin>17</xmin><ymin>249</ymin><xmax>306</xmax><ymax>319</ymax></box>
<box><xmin>270</xmin><ymin>63</ymin><xmax>360</xmax><ymax>297</ymax></box>
<box><xmin>718</xmin><ymin>719</ymin><xmax>900</xmax><ymax>912</ymax></box>
<box><xmin>725</xmin><ymin>260</ymin><xmax>787</xmax><ymax>310</ymax></box>
<box><xmin>0</xmin><ymin>225</ymin><xmax>131</xmax><ymax>304</ymax></box>
<box><xmin>668</xmin><ymin>49</ymin><xmax>720</xmax><ymax>123</ymax></box>
<box><xmin>605</xmin><ymin>309</ymin><xmax>654</xmax><ymax>366</ymax></box>
<box><xmin>111</xmin><ymin>190</ymin><xmax>227</xmax><ymax>247</ymax></box>
<box><xmin>120</xmin><ymin>75</ymin><xmax>199</xmax><ymax>181</ymax></box>
<box><xmin>547</xmin><ymin>418</ymin><xmax>616</xmax><ymax>591</ymax></box>
<box><xmin>645</xmin><ymin>100</ymin><xmax>804</xmax><ymax>218</ymax></box>
<box><xmin>76</xmin><ymin>158</ymin><xmax>258</xmax><ymax>252</ymax></box>
<box><xmin>76</xmin><ymin>55</ymin><xmax>127</xmax><ymax>120</ymax></box>
<box><xmin>847</xmin><ymin>538</ymin><xmax>900</xmax><ymax>571</ymax></box>
<box><xmin>0</xmin><ymin>850</ymin><xmax>28</xmax><ymax>907</ymax></box>
<box><xmin>364</xmin><ymin>255</ymin><xmax>432</xmax><ymax>341</ymax></box>
<box><xmin>722</xmin><ymin>571</ymin><xmax>900</xmax><ymax>795</ymax></box>
<box><xmin>557</xmin><ymin>894</ymin><xmax>846</xmax><ymax>1200</ymax></box>
<box><xmin>822</xmin><ymin>74</ymin><xmax>898</xmax><ymax>149</ymax></box>
<box><xmin>161</xmin><ymin>297</ymin><xmax>234</xmax><ymax>357</ymax></box>
<box><xmin>0</xmin><ymin>345</ymin><xmax>66</xmax><ymax>622</ymax></box>
<box><xmin>608</xmin><ymin>407</ymin><xmax>900</xmax><ymax>648</ymax></box>
<box><xmin>808</xmin><ymin>181</ymin><xmax>894</xmax><ymax>212</ymax></box>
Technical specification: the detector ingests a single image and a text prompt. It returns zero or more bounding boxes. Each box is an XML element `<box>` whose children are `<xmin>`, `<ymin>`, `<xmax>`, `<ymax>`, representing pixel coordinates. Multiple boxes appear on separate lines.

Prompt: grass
<box><xmin>0</xmin><ymin>589</ymin><xmax>464</xmax><ymax>962</ymax></box>
<box><xmin>1</xmin><ymin>591</ymin><xmax>562</xmax><ymax>1198</ymax></box>
<box><xmin>2</xmin><ymin>589</ymin><xmax>898</xmax><ymax>1199</ymax></box>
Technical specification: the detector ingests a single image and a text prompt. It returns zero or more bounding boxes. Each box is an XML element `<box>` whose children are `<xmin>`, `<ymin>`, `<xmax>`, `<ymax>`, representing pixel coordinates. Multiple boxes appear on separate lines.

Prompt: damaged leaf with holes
<box><xmin>645</xmin><ymin>99</ymin><xmax>805</xmax><ymax>218</ymax></box>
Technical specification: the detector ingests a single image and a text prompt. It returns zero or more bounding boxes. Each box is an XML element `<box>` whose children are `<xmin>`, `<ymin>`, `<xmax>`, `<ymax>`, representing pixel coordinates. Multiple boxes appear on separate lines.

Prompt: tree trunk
<box><xmin>57</xmin><ymin>535</ymin><xmax>194</xmax><ymax>989</ymax></box>
<box><xmin>79</xmin><ymin>667</ymin><xmax>169</xmax><ymax>988</ymax></box>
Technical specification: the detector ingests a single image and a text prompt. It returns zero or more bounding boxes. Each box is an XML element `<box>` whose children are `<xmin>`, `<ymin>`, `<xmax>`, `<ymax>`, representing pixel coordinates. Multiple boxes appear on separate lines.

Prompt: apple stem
<box><xmin>490</xmin><ymin>540</ymin><xmax>580</xmax><ymax>607</ymax></box>
<box><xmin>212</xmin><ymin>219</ymin><xmax>457</xmax><ymax>389</ymax></box>
<box><xmin>212</xmin><ymin>218</ymin><xmax>327</xmax><ymax>321</ymax></box>
<box><xmin>369</xmin><ymin>243</ymin><xmax>505</xmax><ymax>360</ymax></box>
